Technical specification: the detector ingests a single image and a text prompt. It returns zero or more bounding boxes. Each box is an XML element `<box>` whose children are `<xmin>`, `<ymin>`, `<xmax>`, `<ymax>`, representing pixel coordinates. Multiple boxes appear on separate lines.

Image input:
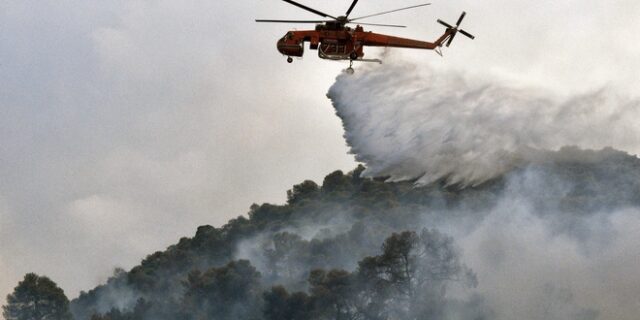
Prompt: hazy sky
<box><xmin>1</xmin><ymin>0</ymin><xmax>639</xmax><ymax>310</ymax></box>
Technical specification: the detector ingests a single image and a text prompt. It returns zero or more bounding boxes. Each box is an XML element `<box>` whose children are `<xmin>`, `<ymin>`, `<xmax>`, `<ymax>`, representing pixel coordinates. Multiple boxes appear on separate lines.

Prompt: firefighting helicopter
<box><xmin>256</xmin><ymin>0</ymin><xmax>475</xmax><ymax>73</ymax></box>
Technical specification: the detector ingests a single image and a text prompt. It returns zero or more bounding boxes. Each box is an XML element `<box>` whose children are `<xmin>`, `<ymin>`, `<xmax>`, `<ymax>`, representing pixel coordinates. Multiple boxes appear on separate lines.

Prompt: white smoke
<box><xmin>327</xmin><ymin>60</ymin><xmax>640</xmax><ymax>186</ymax></box>
<box><xmin>455</xmin><ymin>169</ymin><xmax>640</xmax><ymax>320</ymax></box>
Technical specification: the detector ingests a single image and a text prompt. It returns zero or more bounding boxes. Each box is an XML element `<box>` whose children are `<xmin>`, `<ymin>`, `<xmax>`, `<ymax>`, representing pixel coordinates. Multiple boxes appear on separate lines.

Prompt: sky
<box><xmin>1</xmin><ymin>0</ymin><xmax>639</xmax><ymax>310</ymax></box>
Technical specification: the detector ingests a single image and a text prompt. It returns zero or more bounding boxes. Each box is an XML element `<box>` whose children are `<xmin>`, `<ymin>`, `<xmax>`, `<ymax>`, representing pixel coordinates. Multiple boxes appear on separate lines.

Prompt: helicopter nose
<box><xmin>276</xmin><ymin>38</ymin><xmax>286</xmax><ymax>53</ymax></box>
<box><xmin>277</xmin><ymin>38</ymin><xmax>304</xmax><ymax>57</ymax></box>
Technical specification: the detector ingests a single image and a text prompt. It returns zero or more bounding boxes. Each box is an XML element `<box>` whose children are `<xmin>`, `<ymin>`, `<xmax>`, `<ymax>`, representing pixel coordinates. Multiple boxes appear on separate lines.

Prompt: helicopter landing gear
<box><xmin>346</xmin><ymin>60</ymin><xmax>355</xmax><ymax>74</ymax></box>
<box><xmin>287</xmin><ymin>57</ymin><xmax>293</xmax><ymax>63</ymax></box>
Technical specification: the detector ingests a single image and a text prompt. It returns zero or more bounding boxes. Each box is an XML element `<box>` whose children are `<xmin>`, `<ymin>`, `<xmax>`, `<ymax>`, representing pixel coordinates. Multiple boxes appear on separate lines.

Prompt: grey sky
<box><xmin>1</xmin><ymin>0</ymin><xmax>639</xmax><ymax>312</ymax></box>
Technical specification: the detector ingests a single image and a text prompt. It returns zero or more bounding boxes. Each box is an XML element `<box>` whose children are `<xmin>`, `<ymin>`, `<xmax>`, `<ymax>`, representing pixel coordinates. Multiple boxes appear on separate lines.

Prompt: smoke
<box><xmin>324</xmin><ymin>61</ymin><xmax>640</xmax><ymax>319</ymax></box>
<box><xmin>453</xmin><ymin>168</ymin><xmax>640</xmax><ymax>320</ymax></box>
<box><xmin>66</xmin><ymin>149</ymin><xmax>640</xmax><ymax>320</ymax></box>
<box><xmin>328</xmin><ymin>60</ymin><xmax>640</xmax><ymax>186</ymax></box>
<box><xmin>59</xmin><ymin>60</ymin><xmax>640</xmax><ymax>320</ymax></box>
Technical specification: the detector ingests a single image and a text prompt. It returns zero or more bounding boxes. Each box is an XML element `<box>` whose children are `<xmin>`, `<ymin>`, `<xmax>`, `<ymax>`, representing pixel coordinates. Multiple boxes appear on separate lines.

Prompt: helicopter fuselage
<box><xmin>257</xmin><ymin>1</ymin><xmax>474</xmax><ymax>68</ymax></box>
<box><xmin>277</xmin><ymin>25</ymin><xmax>447</xmax><ymax>61</ymax></box>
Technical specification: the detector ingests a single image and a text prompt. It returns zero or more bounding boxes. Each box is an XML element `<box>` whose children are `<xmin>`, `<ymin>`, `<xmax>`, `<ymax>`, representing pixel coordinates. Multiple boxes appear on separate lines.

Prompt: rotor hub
<box><xmin>336</xmin><ymin>16</ymin><xmax>349</xmax><ymax>25</ymax></box>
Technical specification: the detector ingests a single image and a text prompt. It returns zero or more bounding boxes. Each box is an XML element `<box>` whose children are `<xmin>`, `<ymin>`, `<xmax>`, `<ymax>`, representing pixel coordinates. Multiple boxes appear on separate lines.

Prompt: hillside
<box><xmin>69</xmin><ymin>147</ymin><xmax>640</xmax><ymax>320</ymax></box>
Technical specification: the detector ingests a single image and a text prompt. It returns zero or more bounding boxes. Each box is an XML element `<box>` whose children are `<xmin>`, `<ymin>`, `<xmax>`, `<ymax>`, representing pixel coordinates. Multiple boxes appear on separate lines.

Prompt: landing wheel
<box><xmin>350</xmin><ymin>52</ymin><xmax>358</xmax><ymax>60</ymax></box>
<box><xmin>287</xmin><ymin>57</ymin><xmax>293</xmax><ymax>63</ymax></box>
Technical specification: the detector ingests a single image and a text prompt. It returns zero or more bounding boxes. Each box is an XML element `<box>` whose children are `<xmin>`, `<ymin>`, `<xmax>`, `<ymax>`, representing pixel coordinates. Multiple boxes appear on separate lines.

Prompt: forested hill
<box><xmin>69</xmin><ymin>147</ymin><xmax>640</xmax><ymax>320</ymax></box>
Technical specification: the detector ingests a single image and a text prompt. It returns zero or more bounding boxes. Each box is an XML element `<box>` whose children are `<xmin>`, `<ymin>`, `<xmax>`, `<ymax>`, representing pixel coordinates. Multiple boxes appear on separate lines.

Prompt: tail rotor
<box><xmin>437</xmin><ymin>11</ymin><xmax>475</xmax><ymax>47</ymax></box>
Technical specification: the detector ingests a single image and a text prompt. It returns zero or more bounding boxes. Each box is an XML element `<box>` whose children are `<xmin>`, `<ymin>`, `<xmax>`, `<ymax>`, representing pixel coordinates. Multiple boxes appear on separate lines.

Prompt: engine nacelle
<box><xmin>277</xmin><ymin>33</ymin><xmax>304</xmax><ymax>57</ymax></box>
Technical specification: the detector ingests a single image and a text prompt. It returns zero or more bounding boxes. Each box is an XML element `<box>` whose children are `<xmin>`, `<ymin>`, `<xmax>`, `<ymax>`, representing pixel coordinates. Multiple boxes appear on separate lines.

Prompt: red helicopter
<box><xmin>257</xmin><ymin>0</ymin><xmax>475</xmax><ymax>73</ymax></box>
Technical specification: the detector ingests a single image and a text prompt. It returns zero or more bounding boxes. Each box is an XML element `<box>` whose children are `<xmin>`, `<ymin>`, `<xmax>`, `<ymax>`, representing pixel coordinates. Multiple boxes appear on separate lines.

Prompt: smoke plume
<box><xmin>36</xmin><ymin>61</ymin><xmax>640</xmax><ymax>320</ymax></box>
<box><xmin>328</xmin><ymin>60</ymin><xmax>640</xmax><ymax>186</ymax></box>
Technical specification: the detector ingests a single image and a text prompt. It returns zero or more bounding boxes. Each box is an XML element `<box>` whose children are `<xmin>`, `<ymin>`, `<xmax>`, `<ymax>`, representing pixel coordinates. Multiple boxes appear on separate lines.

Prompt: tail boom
<box><xmin>360</xmin><ymin>29</ymin><xmax>455</xmax><ymax>50</ymax></box>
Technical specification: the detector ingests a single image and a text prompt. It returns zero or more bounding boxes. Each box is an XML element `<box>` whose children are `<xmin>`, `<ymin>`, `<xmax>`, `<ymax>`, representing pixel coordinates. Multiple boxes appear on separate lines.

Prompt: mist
<box><xmin>4</xmin><ymin>1</ymin><xmax>640</xmax><ymax>319</ymax></box>
<box><xmin>17</xmin><ymin>56</ymin><xmax>637</xmax><ymax>319</ymax></box>
<box><xmin>24</xmin><ymin>57</ymin><xmax>637</xmax><ymax>320</ymax></box>
<box><xmin>453</xmin><ymin>167</ymin><xmax>640</xmax><ymax>320</ymax></box>
<box><xmin>328</xmin><ymin>60</ymin><xmax>640</xmax><ymax>186</ymax></box>
<box><xmin>320</xmin><ymin>61</ymin><xmax>640</xmax><ymax>319</ymax></box>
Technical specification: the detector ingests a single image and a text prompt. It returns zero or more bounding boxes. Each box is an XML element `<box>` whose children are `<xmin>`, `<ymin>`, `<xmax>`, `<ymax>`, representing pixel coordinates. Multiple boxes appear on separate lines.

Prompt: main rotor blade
<box><xmin>459</xmin><ymin>29</ymin><xmax>475</xmax><ymax>39</ymax></box>
<box><xmin>349</xmin><ymin>3</ymin><xmax>431</xmax><ymax>21</ymax></box>
<box><xmin>350</xmin><ymin>22</ymin><xmax>407</xmax><ymax>28</ymax></box>
<box><xmin>437</xmin><ymin>19</ymin><xmax>454</xmax><ymax>29</ymax></box>
<box><xmin>345</xmin><ymin>0</ymin><xmax>359</xmax><ymax>17</ymax></box>
<box><xmin>256</xmin><ymin>19</ymin><xmax>327</xmax><ymax>23</ymax></box>
<box><xmin>456</xmin><ymin>11</ymin><xmax>466</xmax><ymax>26</ymax></box>
<box><xmin>281</xmin><ymin>0</ymin><xmax>337</xmax><ymax>19</ymax></box>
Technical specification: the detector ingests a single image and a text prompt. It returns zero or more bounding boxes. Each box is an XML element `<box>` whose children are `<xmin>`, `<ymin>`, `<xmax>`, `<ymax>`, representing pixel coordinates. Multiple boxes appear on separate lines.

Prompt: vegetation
<box><xmin>3</xmin><ymin>273</ymin><xmax>73</xmax><ymax>320</ymax></box>
<box><xmin>5</xmin><ymin>147</ymin><xmax>640</xmax><ymax>319</ymax></box>
<box><xmin>263</xmin><ymin>229</ymin><xmax>476</xmax><ymax>320</ymax></box>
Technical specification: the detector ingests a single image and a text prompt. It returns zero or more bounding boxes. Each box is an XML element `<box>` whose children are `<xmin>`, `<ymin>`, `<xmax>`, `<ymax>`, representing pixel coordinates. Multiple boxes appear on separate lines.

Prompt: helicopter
<box><xmin>257</xmin><ymin>0</ymin><xmax>475</xmax><ymax>73</ymax></box>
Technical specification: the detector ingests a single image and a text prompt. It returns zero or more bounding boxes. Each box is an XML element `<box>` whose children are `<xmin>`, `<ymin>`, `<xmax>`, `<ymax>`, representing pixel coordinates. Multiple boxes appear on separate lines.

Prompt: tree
<box><xmin>263</xmin><ymin>286</ymin><xmax>312</xmax><ymax>320</ymax></box>
<box><xmin>308</xmin><ymin>269</ymin><xmax>358</xmax><ymax>320</ymax></box>
<box><xmin>287</xmin><ymin>180</ymin><xmax>320</xmax><ymax>204</ymax></box>
<box><xmin>321</xmin><ymin>170</ymin><xmax>353</xmax><ymax>198</ymax></box>
<box><xmin>356</xmin><ymin>229</ymin><xmax>477</xmax><ymax>320</ymax></box>
<box><xmin>181</xmin><ymin>260</ymin><xmax>262</xmax><ymax>320</ymax></box>
<box><xmin>3</xmin><ymin>273</ymin><xmax>73</xmax><ymax>320</ymax></box>
<box><xmin>264</xmin><ymin>232</ymin><xmax>310</xmax><ymax>283</ymax></box>
<box><xmin>89</xmin><ymin>298</ymin><xmax>152</xmax><ymax>320</ymax></box>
